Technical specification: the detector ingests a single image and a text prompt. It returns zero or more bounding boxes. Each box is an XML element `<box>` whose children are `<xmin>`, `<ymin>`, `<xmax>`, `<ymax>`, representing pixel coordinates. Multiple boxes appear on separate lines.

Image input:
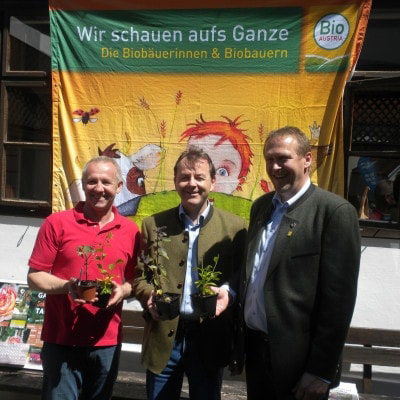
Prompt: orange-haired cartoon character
<box><xmin>180</xmin><ymin>115</ymin><xmax>253</xmax><ymax>194</ymax></box>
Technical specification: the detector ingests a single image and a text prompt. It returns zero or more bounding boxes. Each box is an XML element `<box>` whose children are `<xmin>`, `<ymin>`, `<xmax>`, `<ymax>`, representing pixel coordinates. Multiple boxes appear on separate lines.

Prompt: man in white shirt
<box><xmin>242</xmin><ymin>126</ymin><xmax>360</xmax><ymax>400</ymax></box>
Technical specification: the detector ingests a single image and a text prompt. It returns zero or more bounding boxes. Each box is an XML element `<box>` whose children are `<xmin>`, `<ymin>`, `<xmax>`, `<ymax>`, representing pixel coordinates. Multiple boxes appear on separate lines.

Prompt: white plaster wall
<box><xmin>0</xmin><ymin>216</ymin><xmax>43</xmax><ymax>283</ymax></box>
<box><xmin>351</xmin><ymin>237</ymin><xmax>400</xmax><ymax>330</ymax></box>
<box><xmin>1</xmin><ymin>218</ymin><xmax>400</xmax><ymax>330</ymax></box>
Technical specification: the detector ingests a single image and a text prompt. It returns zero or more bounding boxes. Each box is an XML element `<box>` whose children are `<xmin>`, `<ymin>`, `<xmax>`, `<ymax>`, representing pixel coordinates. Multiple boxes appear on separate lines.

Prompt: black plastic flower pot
<box><xmin>191</xmin><ymin>293</ymin><xmax>217</xmax><ymax>318</ymax></box>
<box><xmin>154</xmin><ymin>293</ymin><xmax>180</xmax><ymax>320</ymax></box>
<box><xmin>93</xmin><ymin>292</ymin><xmax>111</xmax><ymax>308</ymax></box>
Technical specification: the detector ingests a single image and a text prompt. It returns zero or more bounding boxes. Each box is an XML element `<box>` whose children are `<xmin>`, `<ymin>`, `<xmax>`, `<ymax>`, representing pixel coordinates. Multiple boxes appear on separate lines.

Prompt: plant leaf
<box><xmin>159</xmin><ymin>249</ymin><xmax>169</xmax><ymax>259</ymax></box>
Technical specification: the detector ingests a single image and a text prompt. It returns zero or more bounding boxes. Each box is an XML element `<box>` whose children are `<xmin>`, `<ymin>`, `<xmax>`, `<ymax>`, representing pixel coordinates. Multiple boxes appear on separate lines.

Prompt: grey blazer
<box><xmin>242</xmin><ymin>184</ymin><xmax>360</xmax><ymax>397</ymax></box>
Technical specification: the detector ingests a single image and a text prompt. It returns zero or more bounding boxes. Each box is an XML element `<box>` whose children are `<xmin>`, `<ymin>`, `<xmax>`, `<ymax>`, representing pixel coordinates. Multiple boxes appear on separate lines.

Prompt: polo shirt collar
<box><xmin>73</xmin><ymin>201</ymin><xmax>122</xmax><ymax>228</ymax></box>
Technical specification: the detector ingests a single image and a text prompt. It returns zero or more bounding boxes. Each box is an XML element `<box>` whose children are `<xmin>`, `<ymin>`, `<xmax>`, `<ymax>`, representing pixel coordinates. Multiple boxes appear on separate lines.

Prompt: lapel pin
<box><xmin>287</xmin><ymin>222</ymin><xmax>296</xmax><ymax>236</ymax></box>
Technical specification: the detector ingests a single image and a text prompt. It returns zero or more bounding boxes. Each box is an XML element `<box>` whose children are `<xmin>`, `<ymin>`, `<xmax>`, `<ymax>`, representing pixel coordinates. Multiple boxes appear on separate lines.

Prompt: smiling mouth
<box><xmin>91</xmin><ymin>194</ymin><xmax>108</xmax><ymax>201</ymax></box>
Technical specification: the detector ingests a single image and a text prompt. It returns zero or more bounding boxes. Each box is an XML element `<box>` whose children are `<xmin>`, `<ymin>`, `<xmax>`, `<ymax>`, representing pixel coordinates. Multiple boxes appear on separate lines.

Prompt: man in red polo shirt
<box><xmin>27</xmin><ymin>156</ymin><xmax>140</xmax><ymax>400</ymax></box>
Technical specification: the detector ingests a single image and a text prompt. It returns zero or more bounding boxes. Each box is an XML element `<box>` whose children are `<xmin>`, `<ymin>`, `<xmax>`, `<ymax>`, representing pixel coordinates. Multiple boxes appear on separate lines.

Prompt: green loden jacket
<box><xmin>133</xmin><ymin>205</ymin><xmax>247</xmax><ymax>374</ymax></box>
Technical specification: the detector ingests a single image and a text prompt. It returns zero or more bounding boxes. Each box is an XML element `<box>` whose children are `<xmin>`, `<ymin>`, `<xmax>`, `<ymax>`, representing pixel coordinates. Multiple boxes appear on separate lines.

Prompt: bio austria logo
<box><xmin>314</xmin><ymin>14</ymin><xmax>349</xmax><ymax>50</ymax></box>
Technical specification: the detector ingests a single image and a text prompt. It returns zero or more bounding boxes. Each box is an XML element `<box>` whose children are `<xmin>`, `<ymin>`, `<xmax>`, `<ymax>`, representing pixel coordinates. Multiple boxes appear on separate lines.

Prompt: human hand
<box><xmin>210</xmin><ymin>286</ymin><xmax>229</xmax><ymax>316</ymax></box>
<box><xmin>147</xmin><ymin>291</ymin><xmax>160</xmax><ymax>320</ymax></box>
<box><xmin>292</xmin><ymin>372</ymin><xmax>329</xmax><ymax>400</ymax></box>
<box><xmin>106</xmin><ymin>281</ymin><xmax>126</xmax><ymax>308</ymax></box>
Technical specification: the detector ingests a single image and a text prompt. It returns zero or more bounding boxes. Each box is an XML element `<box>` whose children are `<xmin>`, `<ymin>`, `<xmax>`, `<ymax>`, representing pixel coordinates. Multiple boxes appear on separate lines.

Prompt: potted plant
<box><xmin>76</xmin><ymin>244</ymin><xmax>97</xmax><ymax>301</ymax></box>
<box><xmin>76</xmin><ymin>233</ymin><xmax>122</xmax><ymax>307</ymax></box>
<box><xmin>140</xmin><ymin>226</ymin><xmax>180</xmax><ymax>320</ymax></box>
<box><xmin>93</xmin><ymin>256</ymin><xmax>123</xmax><ymax>308</ymax></box>
<box><xmin>191</xmin><ymin>255</ymin><xmax>221</xmax><ymax>318</ymax></box>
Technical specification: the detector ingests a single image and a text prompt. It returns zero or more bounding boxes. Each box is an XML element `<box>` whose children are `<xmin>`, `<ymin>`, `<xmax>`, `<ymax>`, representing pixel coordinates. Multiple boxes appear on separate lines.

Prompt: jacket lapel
<box><xmin>246</xmin><ymin>185</ymin><xmax>314</xmax><ymax>284</ymax></box>
<box><xmin>266</xmin><ymin>214</ymin><xmax>299</xmax><ymax>280</ymax></box>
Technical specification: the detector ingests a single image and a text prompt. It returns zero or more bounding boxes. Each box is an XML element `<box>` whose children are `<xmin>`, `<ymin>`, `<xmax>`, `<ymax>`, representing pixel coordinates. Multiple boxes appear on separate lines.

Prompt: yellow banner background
<box><xmin>51</xmin><ymin>0</ymin><xmax>371</xmax><ymax>224</ymax></box>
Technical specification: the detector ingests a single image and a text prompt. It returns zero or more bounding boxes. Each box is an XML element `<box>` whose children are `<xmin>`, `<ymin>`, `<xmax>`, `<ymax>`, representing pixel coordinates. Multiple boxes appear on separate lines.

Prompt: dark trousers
<box><xmin>146</xmin><ymin>319</ymin><xmax>223</xmax><ymax>400</ymax></box>
<box><xmin>41</xmin><ymin>342</ymin><xmax>121</xmax><ymax>400</ymax></box>
<box><xmin>245</xmin><ymin>327</ymin><xmax>331</xmax><ymax>400</ymax></box>
<box><xmin>245</xmin><ymin>327</ymin><xmax>278</xmax><ymax>400</ymax></box>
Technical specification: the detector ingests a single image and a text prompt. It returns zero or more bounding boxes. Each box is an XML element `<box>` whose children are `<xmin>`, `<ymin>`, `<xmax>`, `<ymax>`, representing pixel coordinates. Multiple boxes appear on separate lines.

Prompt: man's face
<box><xmin>82</xmin><ymin>161</ymin><xmax>122</xmax><ymax>213</ymax></box>
<box><xmin>264</xmin><ymin>135</ymin><xmax>311</xmax><ymax>201</ymax></box>
<box><xmin>188</xmin><ymin>135</ymin><xmax>241</xmax><ymax>194</ymax></box>
<box><xmin>174</xmin><ymin>157</ymin><xmax>215</xmax><ymax>217</ymax></box>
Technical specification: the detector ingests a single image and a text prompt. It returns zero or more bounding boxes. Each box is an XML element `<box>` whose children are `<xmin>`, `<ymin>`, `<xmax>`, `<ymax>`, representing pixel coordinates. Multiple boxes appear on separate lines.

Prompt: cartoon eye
<box><xmin>137</xmin><ymin>177</ymin><xmax>145</xmax><ymax>187</ymax></box>
<box><xmin>216</xmin><ymin>167</ymin><xmax>229</xmax><ymax>177</ymax></box>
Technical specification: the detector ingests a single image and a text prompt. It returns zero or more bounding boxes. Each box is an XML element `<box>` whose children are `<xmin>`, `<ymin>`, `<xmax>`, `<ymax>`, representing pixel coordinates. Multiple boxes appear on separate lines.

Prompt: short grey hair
<box><xmin>81</xmin><ymin>156</ymin><xmax>123</xmax><ymax>184</ymax></box>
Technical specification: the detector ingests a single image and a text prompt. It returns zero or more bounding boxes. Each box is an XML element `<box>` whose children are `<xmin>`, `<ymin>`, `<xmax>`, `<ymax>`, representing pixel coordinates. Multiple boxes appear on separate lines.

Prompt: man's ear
<box><xmin>210</xmin><ymin>176</ymin><xmax>216</xmax><ymax>192</ymax></box>
<box><xmin>116</xmin><ymin>180</ymin><xmax>123</xmax><ymax>194</ymax></box>
<box><xmin>304</xmin><ymin>151</ymin><xmax>312</xmax><ymax>169</ymax></box>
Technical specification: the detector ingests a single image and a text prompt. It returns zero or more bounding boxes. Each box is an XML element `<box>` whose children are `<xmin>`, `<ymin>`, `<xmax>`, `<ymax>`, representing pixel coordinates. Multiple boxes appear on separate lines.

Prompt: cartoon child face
<box><xmin>181</xmin><ymin>115</ymin><xmax>253</xmax><ymax>194</ymax></box>
<box><xmin>188</xmin><ymin>134</ymin><xmax>241</xmax><ymax>194</ymax></box>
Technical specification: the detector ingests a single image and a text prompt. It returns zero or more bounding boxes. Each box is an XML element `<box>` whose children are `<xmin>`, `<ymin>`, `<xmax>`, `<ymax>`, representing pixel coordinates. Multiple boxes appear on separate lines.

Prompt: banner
<box><xmin>50</xmin><ymin>0</ymin><xmax>371</xmax><ymax>224</ymax></box>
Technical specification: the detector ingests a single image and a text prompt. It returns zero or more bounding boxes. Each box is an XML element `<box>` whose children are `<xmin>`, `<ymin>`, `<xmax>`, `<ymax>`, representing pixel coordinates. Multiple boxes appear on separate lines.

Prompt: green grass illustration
<box><xmin>305</xmin><ymin>54</ymin><xmax>349</xmax><ymax>72</ymax></box>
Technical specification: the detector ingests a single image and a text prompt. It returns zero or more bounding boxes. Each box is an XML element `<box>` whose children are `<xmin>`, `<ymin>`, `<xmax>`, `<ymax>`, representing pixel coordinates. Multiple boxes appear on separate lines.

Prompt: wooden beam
<box><xmin>343</xmin><ymin>345</ymin><xmax>400</xmax><ymax>367</ymax></box>
<box><xmin>347</xmin><ymin>328</ymin><xmax>400</xmax><ymax>347</ymax></box>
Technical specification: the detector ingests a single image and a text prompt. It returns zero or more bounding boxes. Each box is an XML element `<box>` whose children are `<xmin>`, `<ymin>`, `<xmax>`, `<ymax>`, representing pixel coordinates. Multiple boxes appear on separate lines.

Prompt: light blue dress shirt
<box><xmin>178</xmin><ymin>203</ymin><xmax>211</xmax><ymax>318</ymax></box>
<box><xmin>244</xmin><ymin>179</ymin><xmax>311</xmax><ymax>333</ymax></box>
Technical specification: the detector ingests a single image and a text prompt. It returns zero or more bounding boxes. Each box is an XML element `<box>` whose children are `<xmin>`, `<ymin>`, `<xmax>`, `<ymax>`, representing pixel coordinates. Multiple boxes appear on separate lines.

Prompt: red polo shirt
<box><xmin>29</xmin><ymin>202</ymin><xmax>139</xmax><ymax>346</ymax></box>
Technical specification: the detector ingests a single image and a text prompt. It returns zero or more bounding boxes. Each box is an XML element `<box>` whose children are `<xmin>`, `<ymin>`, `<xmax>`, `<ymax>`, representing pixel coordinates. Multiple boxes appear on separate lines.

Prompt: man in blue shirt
<box><xmin>133</xmin><ymin>147</ymin><xmax>247</xmax><ymax>400</ymax></box>
<box><xmin>242</xmin><ymin>126</ymin><xmax>360</xmax><ymax>400</ymax></box>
